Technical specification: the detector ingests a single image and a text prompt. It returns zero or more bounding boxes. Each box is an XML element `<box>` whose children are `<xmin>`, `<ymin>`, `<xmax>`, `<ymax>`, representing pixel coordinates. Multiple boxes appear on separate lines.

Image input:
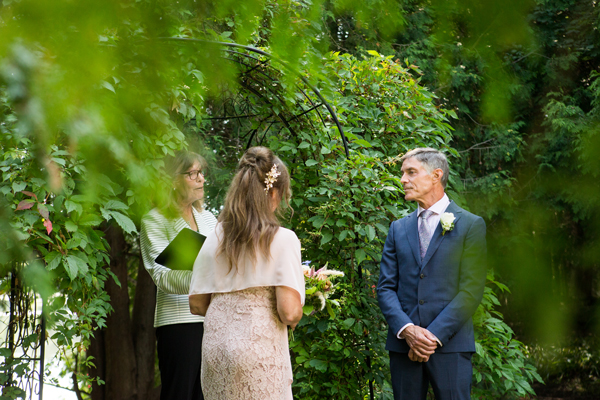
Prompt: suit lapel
<box><xmin>421</xmin><ymin>201</ymin><xmax>463</xmax><ymax>269</ymax></box>
<box><xmin>404</xmin><ymin>210</ymin><xmax>422</xmax><ymax>268</ymax></box>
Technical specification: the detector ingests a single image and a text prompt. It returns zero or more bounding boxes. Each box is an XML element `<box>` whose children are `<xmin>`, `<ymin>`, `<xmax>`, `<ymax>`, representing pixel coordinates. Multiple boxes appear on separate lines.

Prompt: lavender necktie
<box><xmin>419</xmin><ymin>210</ymin><xmax>434</xmax><ymax>260</ymax></box>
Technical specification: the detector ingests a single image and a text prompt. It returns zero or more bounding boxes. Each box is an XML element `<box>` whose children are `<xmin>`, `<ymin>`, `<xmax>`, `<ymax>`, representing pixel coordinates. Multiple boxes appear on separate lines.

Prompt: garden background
<box><xmin>1</xmin><ymin>0</ymin><xmax>599</xmax><ymax>399</ymax></box>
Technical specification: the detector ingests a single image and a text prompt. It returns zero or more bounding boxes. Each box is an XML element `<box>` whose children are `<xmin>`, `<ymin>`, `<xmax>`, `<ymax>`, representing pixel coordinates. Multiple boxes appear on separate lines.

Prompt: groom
<box><xmin>377</xmin><ymin>148</ymin><xmax>487</xmax><ymax>400</ymax></box>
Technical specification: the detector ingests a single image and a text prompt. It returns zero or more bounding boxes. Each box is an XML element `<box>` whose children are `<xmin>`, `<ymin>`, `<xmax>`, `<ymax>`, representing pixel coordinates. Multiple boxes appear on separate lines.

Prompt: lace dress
<box><xmin>201</xmin><ymin>286</ymin><xmax>293</xmax><ymax>400</ymax></box>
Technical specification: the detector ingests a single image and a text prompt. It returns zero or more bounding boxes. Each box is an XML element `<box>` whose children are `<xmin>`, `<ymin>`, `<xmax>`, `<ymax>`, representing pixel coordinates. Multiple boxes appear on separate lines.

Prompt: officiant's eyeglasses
<box><xmin>181</xmin><ymin>170</ymin><xmax>204</xmax><ymax>180</ymax></box>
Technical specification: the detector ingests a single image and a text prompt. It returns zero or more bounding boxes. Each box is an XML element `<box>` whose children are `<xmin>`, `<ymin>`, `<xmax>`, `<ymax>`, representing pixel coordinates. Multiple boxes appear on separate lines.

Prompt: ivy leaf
<box><xmin>305</xmin><ymin>159</ymin><xmax>319</xmax><ymax>167</ymax></box>
<box><xmin>309</xmin><ymin>215</ymin><xmax>325</xmax><ymax>229</ymax></box>
<box><xmin>375</xmin><ymin>223</ymin><xmax>389</xmax><ymax>234</ymax></box>
<box><xmin>100</xmin><ymin>207</ymin><xmax>111</xmax><ymax>220</ymax></box>
<box><xmin>65</xmin><ymin>200</ymin><xmax>83</xmax><ymax>215</ymax></box>
<box><xmin>65</xmin><ymin>255</ymin><xmax>89</xmax><ymax>280</ymax></box>
<box><xmin>66</xmin><ymin>237</ymin><xmax>81</xmax><ymax>249</ymax></box>
<box><xmin>65</xmin><ymin>221</ymin><xmax>78</xmax><ymax>232</ymax></box>
<box><xmin>296</xmin><ymin>356</ymin><xmax>307</xmax><ymax>364</ymax></box>
<box><xmin>326</xmin><ymin>303</ymin><xmax>336</xmax><ymax>319</ymax></box>
<box><xmin>320</xmin><ymin>232</ymin><xmax>333</xmax><ymax>245</ymax></box>
<box><xmin>338</xmin><ymin>230</ymin><xmax>349</xmax><ymax>241</ymax></box>
<box><xmin>353</xmin><ymin>321</ymin><xmax>363</xmax><ymax>336</ymax></box>
<box><xmin>317</xmin><ymin>322</ymin><xmax>328</xmax><ymax>338</ymax></box>
<box><xmin>79</xmin><ymin>213</ymin><xmax>102</xmax><ymax>226</ymax></box>
<box><xmin>365</xmin><ymin>225</ymin><xmax>376</xmax><ymax>242</ymax></box>
<box><xmin>302</xmin><ymin>304</ymin><xmax>314</xmax><ymax>316</ymax></box>
<box><xmin>354</xmin><ymin>139</ymin><xmax>372</xmax><ymax>148</ymax></box>
<box><xmin>530</xmin><ymin>370</ymin><xmax>544</xmax><ymax>384</ymax></box>
<box><xmin>43</xmin><ymin>219</ymin><xmax>53</xmax><ymax>235</ymax></box>
<box><xmin>21</xmin><ymin>191</ymin><xmax>38</xmax><ymax>200</ymax></box>
<box><xmin>101</xmin><ymin>81</ymin><xmax>115</xmax><ymax>93</ymax></box>
<box><xmin>0</xmin><ymin>348</ymin><xmax>12</xmax><ymax>357</ymax></box>
<box><xmin>108</xmin><ymin>211</ymin><xmax>137</xmax><ymax>234</ymax></box>
<box><xmin>16</xmin><ymin>200</ymin><xmax>35</xmax><ymax>210</ymax></box>
<box><xmin>105</xmin><ymin>200</ymin><xmax>128</xmax><ymax>211</ymax></box>
<box><xmin>342</xmin><ymin>318</ymin><xmax>355</xmax><ymax>329</ymax></box>
<box><xmin>45</xmin><ymin>252</ymin><xmax>62</xmax><ymax>271</ymax></box>
<box><xmin>107</xmin><ymin>269</ymin><xmax>121</xmax><ymax>288</ymax></box>
<box><xmin>12</xmin><ymin>182</ymin><xmax>26</xmax><ymax>193</ymax></box>
<box><xmin>308</xmin><ymin>359</ymin><xmax>328</xmax><ymax>372</ymax></box>
<box><xmin>355</xmin><ymin>249</ymin><xmax>366</xmax><ymax>265</ymax></box>
<box><xmin>37</xmin><ymin>203</ymin><xmax>49</xmax><ymax>219</ymax></box>
<box><xmin>64</xmin><ymin>256</ymin><xmax>80</xmax><ymax>280</ymax></box>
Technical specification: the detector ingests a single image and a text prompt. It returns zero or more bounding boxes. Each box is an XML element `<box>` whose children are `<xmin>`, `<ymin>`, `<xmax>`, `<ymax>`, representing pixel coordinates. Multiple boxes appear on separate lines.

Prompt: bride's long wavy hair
<box><xmin>217</xmin><ymin>146</ymin><xmax>291</xmax><ymax>272</ymax></box>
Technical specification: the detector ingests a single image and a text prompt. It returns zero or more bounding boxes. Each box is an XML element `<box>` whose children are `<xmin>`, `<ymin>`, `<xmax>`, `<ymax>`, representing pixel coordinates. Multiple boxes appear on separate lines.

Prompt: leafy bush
<box><xmin>472</xmin><ymin>272</ymin><xmax>543</xmax><ymax>399</ymax></box>
<box><xmin>528</xmin><ymin>337</ymin><xmax>600</xmax><ymax>390</ymax></box>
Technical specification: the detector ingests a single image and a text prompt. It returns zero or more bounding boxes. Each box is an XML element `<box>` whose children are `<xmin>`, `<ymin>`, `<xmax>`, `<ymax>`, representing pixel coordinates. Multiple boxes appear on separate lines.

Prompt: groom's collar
<box><xmin>417</xmin><ymin>193</ymin><xmax>450</xmax><ymax>216</ymax></box>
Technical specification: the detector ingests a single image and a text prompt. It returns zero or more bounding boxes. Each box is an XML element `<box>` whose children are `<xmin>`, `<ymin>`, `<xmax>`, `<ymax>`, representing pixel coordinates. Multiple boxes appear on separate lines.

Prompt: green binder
<box><xmin>155</xmin><ymin>228</ymin><xmax>207</xmax><ymax>271</ymax></box>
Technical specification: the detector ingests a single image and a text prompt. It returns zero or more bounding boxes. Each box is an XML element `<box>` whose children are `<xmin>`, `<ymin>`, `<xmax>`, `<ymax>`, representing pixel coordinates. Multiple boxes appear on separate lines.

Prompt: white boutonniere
<box><xmin>440</xmin><ymin>212</ymin><xmax>456</xmax><ymax>235</ymax></box>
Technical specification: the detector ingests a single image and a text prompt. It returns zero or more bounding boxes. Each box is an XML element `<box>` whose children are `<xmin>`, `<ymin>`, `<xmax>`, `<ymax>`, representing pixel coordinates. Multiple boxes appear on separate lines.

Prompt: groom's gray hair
<box><xmin>401</xmin><ymin>148</ymin><xmax>450</xmax><ymax>188</ymax></box>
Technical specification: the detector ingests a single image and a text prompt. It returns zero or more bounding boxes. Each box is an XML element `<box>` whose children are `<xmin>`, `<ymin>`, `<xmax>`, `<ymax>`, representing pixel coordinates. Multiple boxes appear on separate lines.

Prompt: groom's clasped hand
<box><xmin>403</xmin><ymin>325</ymin><xmax>438</xmax><ymax>362</ymax></box>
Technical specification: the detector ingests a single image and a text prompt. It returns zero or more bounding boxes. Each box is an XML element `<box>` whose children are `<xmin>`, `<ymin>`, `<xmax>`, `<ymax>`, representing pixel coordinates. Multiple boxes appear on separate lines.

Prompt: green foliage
<box><xmin>529</xmin><ymin>337</ymin><xmax>600</xmax><ymax>388</ymax></box>
<box><xmin>289</xmin><ymin>151</ymin><xmax>405</xmax><ymax>398</ymax></box>
<box><xmin>0</xmin><ymin>3</ymin><xmax>189</xmax><ymax>391</ymax></box>
<box><xmin>472</xmin><ymin>272</ymin><xmax>543</xmax><ymax>399</ymax></box>
<box><xmin>0</xmin><ymin>0</ymin><xmax>558</xmax><ymax>397</ymax></box>
<box><xmin>325</xmin><ymin>51</ymin><xmax>456</xmax><ymax>154</ymax></box>
<box><xmin>0</xmin><ymin>125</ymin><xmax>132</xmax><ymax>392</ymax></box>
<box><xmin>291</xmin><ymin>280</ymin><xmax>387</xmax><ymax>399</ymax></box>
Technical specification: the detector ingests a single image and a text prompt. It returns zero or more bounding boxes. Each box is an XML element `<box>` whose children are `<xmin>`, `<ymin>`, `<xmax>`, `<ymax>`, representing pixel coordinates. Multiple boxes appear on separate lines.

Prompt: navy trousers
<box><xmin>389</xmin><ymin>351</ymin><xmax>473</xmax><ymax>400</ymax></box>
<box><xmin>156</xmin><ymin>322</ymin><xmax>204</xmax><ymax>400</ymax></box>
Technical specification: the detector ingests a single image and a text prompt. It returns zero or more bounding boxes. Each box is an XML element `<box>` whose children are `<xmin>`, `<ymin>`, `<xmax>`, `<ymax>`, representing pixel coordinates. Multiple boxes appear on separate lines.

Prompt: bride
<box><xmin>189</xmin><ymin>146</ymin><xmax>305</xmax><ymax>399</ymax></box>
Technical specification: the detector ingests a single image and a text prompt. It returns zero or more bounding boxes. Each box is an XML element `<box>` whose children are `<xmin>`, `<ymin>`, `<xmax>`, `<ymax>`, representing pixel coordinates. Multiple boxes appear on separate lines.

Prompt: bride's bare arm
<box><xmin>189</xmin><ymin>293</ymin><xmax>212</xmax><ymax>316</ymax></box>
<box><xmin>276</xmin><ymin>286</ymin><xmax>303</xmax><ymax>328</ymax></box>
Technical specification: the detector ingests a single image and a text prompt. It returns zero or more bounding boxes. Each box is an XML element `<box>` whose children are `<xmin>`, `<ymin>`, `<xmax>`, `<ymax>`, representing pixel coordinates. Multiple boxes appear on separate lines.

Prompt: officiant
<box><xmin>140</xmin><ymin>150</ymin><xmax>218</xmax><ymax>400</ymax></box>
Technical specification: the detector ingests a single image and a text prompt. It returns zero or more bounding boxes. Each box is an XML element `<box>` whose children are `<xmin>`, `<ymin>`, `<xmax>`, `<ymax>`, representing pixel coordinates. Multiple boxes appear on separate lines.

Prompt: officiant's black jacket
<box><xmin>377</xmin><ymin>201</ymin><xmax>487</xmax><ymax>353</ymax></box>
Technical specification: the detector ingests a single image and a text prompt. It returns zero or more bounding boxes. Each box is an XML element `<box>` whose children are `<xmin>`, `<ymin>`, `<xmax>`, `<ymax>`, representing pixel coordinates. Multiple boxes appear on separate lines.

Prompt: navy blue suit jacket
<box><xmin>377</xmin><ymin>201</ymin><xmax>487</xmax><ymax>353</ymax></box>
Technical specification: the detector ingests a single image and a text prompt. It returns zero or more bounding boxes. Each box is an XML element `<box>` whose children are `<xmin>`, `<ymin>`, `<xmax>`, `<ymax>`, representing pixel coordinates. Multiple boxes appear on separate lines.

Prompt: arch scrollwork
<box><xmin>1</xmin><ymin>265</ymin><xmax>45</xmax><ymax>400</ymax></box>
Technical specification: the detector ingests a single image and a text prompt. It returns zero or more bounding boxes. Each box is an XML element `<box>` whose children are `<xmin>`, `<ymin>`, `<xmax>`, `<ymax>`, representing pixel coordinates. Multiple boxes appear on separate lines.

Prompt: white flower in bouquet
<box><xmin>315</xmin><ymin>291</ymin><xmax>326</xmax><ymax>311</ymax></box>
<box><xmin>301</xmin><ymin>262</ymin><xmax>344</xmax><ymax>317</ymax></box>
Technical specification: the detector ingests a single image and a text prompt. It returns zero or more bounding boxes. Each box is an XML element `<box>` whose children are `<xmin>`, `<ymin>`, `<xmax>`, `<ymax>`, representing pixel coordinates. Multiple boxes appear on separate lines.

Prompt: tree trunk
<box><xmin>104</xmin><ymin>223</ymin><xmax>137</xmax><ymax>400</ymax></box>
<box><xmin>88</xmin><ymin>329</ymin><xmax>105</xmax><ymax>400</ymax></box>
<box><xmin>132</xmin><ymin>251</ymin><xmax>159</xmax><ymax>400</ymax></box>
<box><xmin>88</xmin><ymin>223</ymin><xmax>159</xmax><ymax>399</ymax></box>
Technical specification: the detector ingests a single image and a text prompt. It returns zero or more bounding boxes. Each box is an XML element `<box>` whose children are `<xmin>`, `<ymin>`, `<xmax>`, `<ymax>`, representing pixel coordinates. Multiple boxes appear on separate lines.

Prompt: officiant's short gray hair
<box><xmin>401</xmin><ymin>148</ymin><xmax>450</xmax><ymax>188</ymax></box>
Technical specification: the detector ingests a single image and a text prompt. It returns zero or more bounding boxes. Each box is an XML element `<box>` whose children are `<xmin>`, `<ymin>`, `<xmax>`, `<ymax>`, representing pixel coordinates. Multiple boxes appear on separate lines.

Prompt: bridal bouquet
<box><xmin>302</xmin><ymin>262</ymin><xmax>344</xmax><ymax>318</ymax></box>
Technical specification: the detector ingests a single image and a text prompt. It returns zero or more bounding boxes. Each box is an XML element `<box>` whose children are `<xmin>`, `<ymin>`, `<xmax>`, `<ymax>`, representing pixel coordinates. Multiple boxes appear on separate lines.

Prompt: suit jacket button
<box><xmin>420</xmin><ymin>273</ymin><xmax>424</xmax><ymax>279</ymax></box>
<box><xmin>419</xmin><ymin>300</ymin><xmax>424</xmax><ymax>305</ymax></box>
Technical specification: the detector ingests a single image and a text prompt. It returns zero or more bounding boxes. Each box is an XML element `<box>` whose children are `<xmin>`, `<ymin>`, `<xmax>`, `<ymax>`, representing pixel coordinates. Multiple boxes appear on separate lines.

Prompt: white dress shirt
<box><xmin>397</xmin><ymin>193</ymin><xmax>450</xmax><ymax>345</ymax></box>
